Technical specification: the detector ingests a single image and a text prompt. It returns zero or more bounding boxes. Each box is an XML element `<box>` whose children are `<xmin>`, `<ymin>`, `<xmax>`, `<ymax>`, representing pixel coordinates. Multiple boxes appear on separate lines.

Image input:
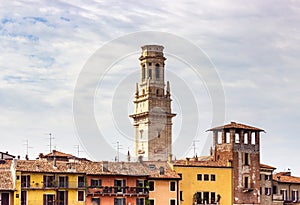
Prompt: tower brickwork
<box><xmin>208</xmin><ymin>122</ymin><xmax>264</xmax><ymax>205</ymax></box>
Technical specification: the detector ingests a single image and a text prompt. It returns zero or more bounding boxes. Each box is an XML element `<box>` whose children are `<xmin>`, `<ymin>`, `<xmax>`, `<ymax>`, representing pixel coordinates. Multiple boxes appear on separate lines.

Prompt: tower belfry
<box><xmin>129</xmin><ymin>45</ymin><xmax>176</xmax><ymax>161</ymax></box>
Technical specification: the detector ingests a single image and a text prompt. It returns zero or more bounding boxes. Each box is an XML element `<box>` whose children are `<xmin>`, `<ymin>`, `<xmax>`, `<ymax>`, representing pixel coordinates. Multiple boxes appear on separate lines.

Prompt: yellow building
<box><xmin>13</xmin><ymin>159</ymin><xmax>86</xmax><ymax>205</ymax></box>
<box><xmin>173</xmin><ymin>157</ymin><xmax>232</xmax><ymax>205</ymax></box>
<box><xmin>143</xmin><ymin>161</ymin><xmax>181</xmax><ymax>205</ymax></box>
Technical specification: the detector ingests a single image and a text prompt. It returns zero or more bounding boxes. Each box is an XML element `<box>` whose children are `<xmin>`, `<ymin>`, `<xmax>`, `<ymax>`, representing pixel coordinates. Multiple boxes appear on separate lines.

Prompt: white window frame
<box><xmin>77</xmin><ymin>190</ymin><xmax>85</xmax><ymax>202</ymax></box>
<box><xmin>169</xmin><ymin>198</ymin><xmax>176</xmax><ymax>205</ymax></box>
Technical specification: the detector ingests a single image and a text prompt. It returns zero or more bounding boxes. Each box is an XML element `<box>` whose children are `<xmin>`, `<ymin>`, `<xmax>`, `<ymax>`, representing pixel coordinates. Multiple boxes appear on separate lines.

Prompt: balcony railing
<box><xmin>87</xmin><ymin>186</ymin><xmax>149</xmax><ymax>196</ymax></box>
<box><xmin>21</xmin><ymin>181</ymin><xmax>87</xmax><ymax>189</ymax></box>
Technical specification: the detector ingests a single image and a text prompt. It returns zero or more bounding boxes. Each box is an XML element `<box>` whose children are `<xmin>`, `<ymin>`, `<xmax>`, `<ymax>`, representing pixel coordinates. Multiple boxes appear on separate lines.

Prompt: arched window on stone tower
<box><xmin>155</xmin><ymin>64</ymin><xmax>160</xmax><ymax>79</ymax></box>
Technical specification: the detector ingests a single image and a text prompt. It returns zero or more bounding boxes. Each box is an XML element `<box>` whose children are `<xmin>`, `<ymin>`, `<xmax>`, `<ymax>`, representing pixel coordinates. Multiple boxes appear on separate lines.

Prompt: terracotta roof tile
<box><xmin>260</xmin><ymin>163</ymin><xmax>276</xmax><ymax>170</ymax></box>
<box><xmin>273</xmin><ymin>172</ymin><xmax>300</xmax><ymax>183</ymax></box>
<box><xmin>44</xmin><ymin>150</ymin><xmax>73</xmax><ymax>157</ymax></box>
<box><xmin>0</xmin><ymin>160</ymin><xmax>14</xmax><ymax>190</ymax></box>
<box><xmin>143</xmin><ymin>161</ymin><xmax>180</xmax><ymax>179</ymax></box>
<box><xmin>207</xmin><ymin>121</ymin><xmax>264</xmax><ymax>132</ymax></box>
<box><xmin>173</xmin><ymin>156</ymin><xmax>230</xmax><ymax>167</ymax></box>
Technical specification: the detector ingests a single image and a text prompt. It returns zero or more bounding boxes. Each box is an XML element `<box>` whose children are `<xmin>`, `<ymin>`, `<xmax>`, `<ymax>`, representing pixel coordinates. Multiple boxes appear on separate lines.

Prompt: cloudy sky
<box><xmin>0</xmin><ymin>0</ymin><xmax>300</xmax><ymax>174</ymax></box>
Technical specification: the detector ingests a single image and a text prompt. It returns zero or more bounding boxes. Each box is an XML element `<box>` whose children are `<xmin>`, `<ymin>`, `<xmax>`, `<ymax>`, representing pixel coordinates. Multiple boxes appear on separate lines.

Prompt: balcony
<box><xmin>21</xmin><ymin>181</ymin><xmax>87</xmax><ymax>190</ymax></box>
<box><xmin>87</xmin><ymin>186</ymin><xmax>149</xmax><ymax>196</ymax></box>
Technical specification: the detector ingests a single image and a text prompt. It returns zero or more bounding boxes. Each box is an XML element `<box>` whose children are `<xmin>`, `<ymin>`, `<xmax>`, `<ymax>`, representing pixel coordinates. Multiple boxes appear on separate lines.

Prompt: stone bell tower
<box><xmin>129</xmin><ymin>45</ymin><xmax>176</xmax><ymax>161</ymax></box>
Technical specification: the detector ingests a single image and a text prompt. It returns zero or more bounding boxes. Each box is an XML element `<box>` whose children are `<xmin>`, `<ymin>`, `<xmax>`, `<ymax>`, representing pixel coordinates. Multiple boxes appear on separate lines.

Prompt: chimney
<box><xmin>186</xmin><ymin>158</ymin><xmax>190</xmax><ymax>165</ymax></box>
<box><xmin>25</xmin><ymin>155</ymin><xmax>29</xmax><ymax>160</ymax></box>
<box><xmin>17</xmin><ymin>155</ymin><xmax>20</xmax><ymax>160</ymax></box>
<box><xmin>103</xmin><ymin>161</ymin><xmax>108</xmax><ymax>172</ymax></box>
<box><xmin>39</xmin><ymin>153</ymin><xmax>44</xmax><ymax>160</ymax></box>
<box><xmin>195</xmin><ymin>154</ymin><xmax>198</xmax><ymax>161</ymax></box>
<box><xmin>138</xmin><ymin>156</ymin><xmax>143</xmax><ymax>163</ymax></box>
<box><xmin>159</xmin><ymin>167</ymin><xmax>165</xmax><ymax>175</ymax></box>
<box><xmin>53</xmin><ymin>157</ymin><xmax>57</xmax><ymax>168</ymax></box>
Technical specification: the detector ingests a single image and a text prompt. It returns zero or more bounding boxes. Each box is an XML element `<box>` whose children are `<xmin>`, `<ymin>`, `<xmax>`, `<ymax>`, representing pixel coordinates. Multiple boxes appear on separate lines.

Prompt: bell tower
<box><xmin>129</xmin><ymin>45</ymin><xmax>176</xmax><ymax>161</ymax></box>
<box><xmin>208</xmin><ymin>122</ymin><xmax>264</xmax><ymax>205</ymax></box>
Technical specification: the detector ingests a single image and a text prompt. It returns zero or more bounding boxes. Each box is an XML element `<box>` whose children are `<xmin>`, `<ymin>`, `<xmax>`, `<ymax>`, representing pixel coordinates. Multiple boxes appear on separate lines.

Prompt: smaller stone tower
<box><xmin>208</xmin><ymin>122</ymin><xmax>264</xmax><ymax>205</ymax></box>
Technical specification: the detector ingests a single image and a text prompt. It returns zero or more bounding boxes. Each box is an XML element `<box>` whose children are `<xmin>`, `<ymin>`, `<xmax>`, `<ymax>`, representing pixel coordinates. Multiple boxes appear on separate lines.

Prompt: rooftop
<box><xmin>0</xmin><ymin>160</ymin><xmax>14</xmax><ymax>190</ymax></box>
<box><xmin>207</xmin><ymin>121</ymin><xmax>264</xmax><ymax>132</ymax></box>
<box><xmin>143</xmin><ymin>161</ymin><xmax>180</xmax><ymax>179</ymax></box>
<box><xmin>173</xmin><ymin>156</ymin><xmax>230</xmax><ymax>167</ymax></box>
<box><xmin>273</xmin><ymin>172</ymin><xmax>300</xmax><ymax>184</ymax></box>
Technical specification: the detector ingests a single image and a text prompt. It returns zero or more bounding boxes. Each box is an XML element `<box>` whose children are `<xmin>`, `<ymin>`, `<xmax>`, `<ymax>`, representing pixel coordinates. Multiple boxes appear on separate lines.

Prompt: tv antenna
<box><xmin>23</xmin><ymin>139</ymin><xmax>33</xmax><ymax>157</ymax></box>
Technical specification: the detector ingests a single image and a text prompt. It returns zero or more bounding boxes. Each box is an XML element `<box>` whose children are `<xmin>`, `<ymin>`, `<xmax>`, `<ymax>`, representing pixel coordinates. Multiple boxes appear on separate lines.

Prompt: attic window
<box><xmin>149</xmin><ymin>164</ymin><xmax>156</xmax><ymax>170</ymax></box>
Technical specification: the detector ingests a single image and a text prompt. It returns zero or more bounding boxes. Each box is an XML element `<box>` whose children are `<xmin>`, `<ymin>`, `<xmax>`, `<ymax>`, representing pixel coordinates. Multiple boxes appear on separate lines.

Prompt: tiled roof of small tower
<box><xmin>0</xmin><ymin>159</ymin><xmax>14</xmax><ymax>190</ymax></box>
<box><xmin>273</xmin><ymin>172</ymin><xmax>300</xmax><ymax>184</ymax></box>
<box><xmin>260</xmin><ymin>163</ymin><xmax>276</xmax><ymax>170</ymax></box>
<box><xmin>207</xmin><ymin>121</ymin><xmax>264</xmax><ymax>132</ymax></box>
<box><xmin>143</xmin><ymin>161</ymin><xmax>180</xmax><ymax>179</ymax></box>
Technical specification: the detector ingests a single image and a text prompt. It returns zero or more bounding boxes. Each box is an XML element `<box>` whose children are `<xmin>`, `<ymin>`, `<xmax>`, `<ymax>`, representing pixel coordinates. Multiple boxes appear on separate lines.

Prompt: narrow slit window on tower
<box><xmin>244</xmin><ymin>133</ymin><xmax>248</xmax><ymax>144</ymax></box>
<box><xmin>142</xmin><ymin>65</ymin><xmax>146</xmax><ymax>80</ymax></box>
<box><xmin>244</xmin><ymin>153</ymin><xmax>249</xmax><ymax>165</ymax></box>
<box><xmin>244</xmin><ymin>176</ymin><xmax>249</xmax><ymax>189</ymax></box>
<box><xmin>149</xmin><ymin>69</ymin><xmax>152</xmax><ymax>79</ymax></box>
<box><xmin>155</xmin><ymin>64</ymin><xmax>160</xmax><ymax>79</ymax></box>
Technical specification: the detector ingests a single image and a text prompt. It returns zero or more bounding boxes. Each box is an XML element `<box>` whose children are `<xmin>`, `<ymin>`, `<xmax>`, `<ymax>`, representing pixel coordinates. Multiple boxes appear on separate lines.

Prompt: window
<box><xmin>235</xmin><ymin>133</ymin><xmax>240</xmax><ymax>143</ymax></box>
<box><xmin>244</xmin><ymin>176</ymin><xmax>249</xmax><ymax>189</ymax></box>
<box><xmin>21</xmin><ymin>191</ymin><xmax>27</xmax><ymax>205</ymax></box>
<box><xmin>59</xmin><ymin>176</ymin><xmax>68</xmax><ymax>188</ymax></box>
<box><xmin>57</xmin><ymin>191</ymin><xmax>68</xmax><ymax>205</ymax></box>
<box><xmin>142</xmin><ymin>65</ymin><xmax>145</xmax><ymax>80</ymax></box>
<box><xmin>281</xmin><ymin>189</ymin><xmax>288</xmax><ymax>201</ymax></box>
<box><xmin>155</xmin><ymin>64</ymin><xmax>159</xmax><ymax>79</ymax></box>
<box><xmin>225</xmin><ymin>132</ymin><xmax>230</xmax><ymax>143</ymax></box>
<box><xmin>149</xmin><ymin>181</ymin><xmax>154</xmax><ymax>191</ymax></box>
<box><xmin>217</xmin><ymin>132</ymin><xmax>222</xmax><ymax>144</ymax></box>
<box><xmin>251</xmin><ymin>132</ymin><xmax>256</xmax><ymax>144</ymax></box>
<box><xmin>92</xmin><ymin>198</ymin><xmax>100</xmax><ymax>205</ymax></box>
<box><xmin>292</xmin><ymin>190</ymin><xmax>298</xmax><ymax>202</ymax></box>
<box><xmin>170</xmin><ymin>199</ymin><xmax>176</xmax><ymax>205</ymax></box>
<box><xmin>170</xmin><ymin>181</ymin><xmax>176</xmax><ymax>191</ymax></box>
<box><xmin>273</xmin><ymin>186</ymin><xmax>277</xmax><ymax>194</ymax></box>
<box><xmin>91</xmin><ymin>179</ymin><xmax>102</xmax><ymax>188</ymax></box>
<box><xmin>265</xmin><ymin>175</ymin><xmax>271</xmax><ymax>181</ymax></box>
<box><xmin>265</xmin><ymin>188</ymin><xmax>271</xmax><ymax>196</ymax></box>
<box><xmin>203</xmin><ymin>192</ymin><xmax>209</xmax><ymax>204</ymax></box>
<box><xmin>78</xmin><ymin>176</ymin><xmax>85</xmax><ymax>188</ymax></box>
<box><xmin>244</xmin><ymin>133</ymin><xmax>248</xmax><ymax>144</ymax></box>
<box><xmin>136</xmin><ymin>180</ymin><xmax>144</xmax><ymax>193</ymax></box>
<box><xmin>43</xmin><ymin>194</ymin><xmax>55</xmax><ymax>205</ymax></box>
<box><xmin>197</xmin><ymin>174</ymin><xmax>202</xmax><ymax>181</ymax></box>
<box><xmin>114</xmin><ymin>179</ymin><xmax>126</xmax><ymax>193</ymax></box>
<box><xmin>180</xmin><ymin>191</ymin><xmax>183</xmax><ymax>201</ymax></box>
<box><xmin>43</xmin><ymin>175</ymin><xmax>55</xmax><ymax>188</ymax></box>
<box><xmin>148</xmin><ymin>69</ymin><xmax>152</xmax><ymax>79</ymax></box>
<box><xmin>244</xmin><ymin>153</ymin><xmax>249</xmax><ymax>165</ymax></box>
<box><xmin>211</xmin><ymin>192</ymin><xmax>216</xmax><ymax>204</ymax></box>
<box><xmin>149</xmin><ymin>62</ymin><xmax>152</xmax><ymax>66</ymax></box>
<box><xmin>211</xmin><ymin>174</ymin><xmax>216</xmax><ymax>181</ymax></box>
<box><xmin>21</xmin><ymin>175</ymin><xmax>30</xmax><ymax>188</ymax></box>
<box><xmin>149</xmin><ymin>199</ymin><xmax>154</xmax><ymax>205</ymax></box>
<box><xmin>78</xmin><ymin>191</ymin><xmax>84</xmax><ymax>201</ymax></box>
<box><xmin>114</xmin><ymin>198</ymin><xmax>126</xmax><ymax>205</ymax></box>
<box><xmin>136</xmin><ymin>198</ymin><xmax>144</xmax><ymax>205</ymax></box>
<box><xmin>204</xmin><ymin>174</ymin><xmax>209</xmax><ymax>181</ymax></box>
